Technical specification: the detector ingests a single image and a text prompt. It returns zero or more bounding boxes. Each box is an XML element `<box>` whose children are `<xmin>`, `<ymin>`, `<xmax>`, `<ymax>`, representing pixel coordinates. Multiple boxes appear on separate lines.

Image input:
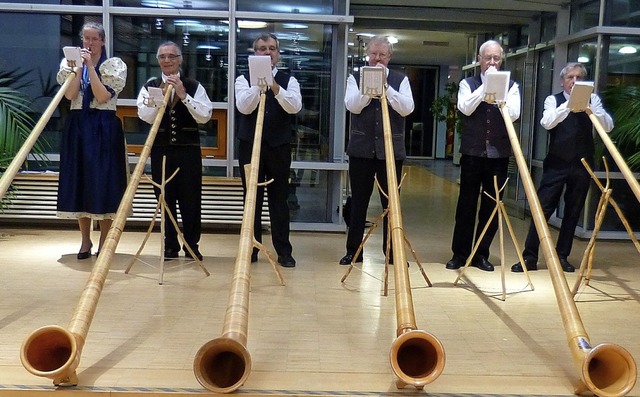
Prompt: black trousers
<box><xmin>345</xmin><ymin>156</ymin><xmax>403</xmax><ymax>257</ymax></box>
<box><xmin>451</xmin><ymin>155</ymin><xmax>509</xmax><ymax>260</ymax></box>
<box><xmin>150</xmin><ymin>145</ymin><xmax>202</xmax><ymax>252</ymax></box>
<box><xmin>238</xmin><ymin>140</ymin><xmax>293</xmax><ymax>257</ymax></box>
<box><xmin>522</xmin><ymin>156</ymin><xmax>591</xmax><ymax>262</ymax></box>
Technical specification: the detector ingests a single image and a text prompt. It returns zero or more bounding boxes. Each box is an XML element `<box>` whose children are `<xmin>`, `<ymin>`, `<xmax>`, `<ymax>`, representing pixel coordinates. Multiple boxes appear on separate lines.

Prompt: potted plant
<box><xmin>430</xmin><ymin>81</ymin><xmax>460</xmax><ymax>158</ymax></box>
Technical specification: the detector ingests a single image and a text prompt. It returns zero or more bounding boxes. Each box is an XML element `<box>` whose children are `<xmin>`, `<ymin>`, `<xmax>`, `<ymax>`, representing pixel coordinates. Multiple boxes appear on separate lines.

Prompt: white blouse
<box><xmin>57</xmin><ymin>57</ymin><xmax>127</xmax><ymax>111</ymax></box>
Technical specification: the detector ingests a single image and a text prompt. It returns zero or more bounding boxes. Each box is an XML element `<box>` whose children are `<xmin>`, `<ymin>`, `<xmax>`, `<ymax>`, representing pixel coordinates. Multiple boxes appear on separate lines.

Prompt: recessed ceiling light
<box><xmin>282</xmin><ymin>23</ymin><xmax>308</xmax><ymax>29</ymax></box>
<box><xmin>619</xmin><ymin>46</ymin><xmax>637</xmax><ymax>54</ymax></box>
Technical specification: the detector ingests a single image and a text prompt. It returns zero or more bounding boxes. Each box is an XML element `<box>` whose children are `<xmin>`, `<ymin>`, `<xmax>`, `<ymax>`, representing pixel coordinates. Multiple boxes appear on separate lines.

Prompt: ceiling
<box><xmin>348</xmin><ymin>0</ymin><xmax>568</xmax><ymax>67</ymax></box>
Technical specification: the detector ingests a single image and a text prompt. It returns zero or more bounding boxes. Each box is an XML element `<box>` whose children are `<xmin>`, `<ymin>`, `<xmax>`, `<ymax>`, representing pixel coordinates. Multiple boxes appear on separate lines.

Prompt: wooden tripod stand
<box><xmin>572</xmin><ymin>158</ymin><xmax>640</xmax><ymax>295</ymax></box>
<box><xmin>340</xmin><ymin>174</ymin><xmax>432</xmax><ymax>296</ymax></box>
<box><xmin>453</xmin><ymin>176</ymin><xmax>534</xmax><ymax>301</ymax></box>
<box><xmin>124</xmin><ymin>156</ymin><xmax>210</xmax><ymax>284</ymax></box>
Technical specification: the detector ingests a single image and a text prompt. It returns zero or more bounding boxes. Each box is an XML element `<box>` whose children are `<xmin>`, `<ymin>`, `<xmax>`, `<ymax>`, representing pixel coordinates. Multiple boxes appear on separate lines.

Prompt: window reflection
<box><xmin>237</xmin><ymin>0</ymin><xmax>332</xmax><ymax>14</ymax></box>
<box><xmin>113</xmin><ymin>16</ymin><xmax>228</xmax><ymax>102</ymax></box>
<box><xmin>235</xmin><ymin>23</ymin><xmax>333</xmax><ymax>163</ymax></box>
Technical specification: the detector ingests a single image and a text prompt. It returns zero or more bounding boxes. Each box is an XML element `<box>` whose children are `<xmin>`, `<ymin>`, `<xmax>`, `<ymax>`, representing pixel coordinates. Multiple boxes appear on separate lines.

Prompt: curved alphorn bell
<box><xmin>0</xmin><ymin>67</ymin><xmax>79</xmax><ymax>201</ymax></box>
<box><xmin>20</xmin><ymin>85</ymin><xmax>175</xmax><ymax>386</ymax></box>
<box><xmin>586</xmin><ymin>108</ymin><xmax>640</xmax><ymax>204</ymax></box>
<box><xmin>194</xmin><ymin>88</ymin><xmax>283</xmax><ymax>393</ymax></box>
<box><xmin>499</xmin><ymin>103</ymin><xmax>636</xmax><ymax>397</ymax></box>
<box><xmin>379</xmin><ymin>86</ymin><xmax>446</xmax><ymax>389</ymax></box>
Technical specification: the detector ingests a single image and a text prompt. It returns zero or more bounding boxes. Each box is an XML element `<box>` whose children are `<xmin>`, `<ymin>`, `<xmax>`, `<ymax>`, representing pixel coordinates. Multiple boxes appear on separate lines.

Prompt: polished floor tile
<box><xmin>0</xmin><ymin>161</ymin><xmax>639</xmax><ymax>396</ymax></box>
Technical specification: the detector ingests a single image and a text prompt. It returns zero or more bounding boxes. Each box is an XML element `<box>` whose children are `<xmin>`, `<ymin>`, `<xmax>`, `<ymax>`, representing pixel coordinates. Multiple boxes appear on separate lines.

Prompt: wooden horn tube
<box><xmin>0</xmin><ymin>67</ymin><xmax>79</xmax><ymax>201</ymax></box>
<box><xmin>586</xmin><ymin>108</ymin><xmax>640</xmax><ymax>204</ymax></box>
<box><xmin>499</xmin><ymin>104</ymin><xmax>636</xmax><ymax>397</ymax></box>
<box><xmin>193</xmin><ymin>91</ymin><xmax>267</xmax><ymax>393</ymax></box>
<box><xmin>380</xmin><ymin>88</ymin><xmax>445</xmax><ymax>388</ymax></box>
<box><xmin>20</xmin><ymin>85</ymin><xmax>174</xmax><ymax>385</ymax></box>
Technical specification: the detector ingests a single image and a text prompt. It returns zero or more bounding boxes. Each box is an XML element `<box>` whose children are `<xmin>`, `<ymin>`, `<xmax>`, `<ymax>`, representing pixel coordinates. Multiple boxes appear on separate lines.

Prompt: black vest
<box><xmin>547</xmin><ymin>92</ymin><xmax>594</xmax><ymax>163</ymax></box>
<box><xmin>458</xmin><ymin>75</ymin><xmax>514</xmax><ymax>158</ymax></box>
<box><xmin>236</xmin><ymin>71</ymin><xmax>295</xmax><ymax>148</ymax></box>
<box><xmin>346</xmin><ymin>69</ymin><xmax>407</xmax><ymax>160</ymax></box>
<box><xmin>145</xmin><ymin>77</ymin><xmax>201</xmax><ymax>146</ymax></box>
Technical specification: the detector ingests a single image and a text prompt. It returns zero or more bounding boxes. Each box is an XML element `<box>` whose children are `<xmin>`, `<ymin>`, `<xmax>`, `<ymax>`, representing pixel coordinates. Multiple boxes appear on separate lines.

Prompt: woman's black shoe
<box><xmin>77</xmin><ymin>243</ymin><xmax>92</xmax><ymax>260</ymax></box>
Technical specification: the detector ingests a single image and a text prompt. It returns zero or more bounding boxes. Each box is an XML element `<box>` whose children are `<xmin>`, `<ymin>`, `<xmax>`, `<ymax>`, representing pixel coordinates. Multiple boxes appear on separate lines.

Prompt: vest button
<box><xmin>172</xmin><ymin>131</ymin><xmax>177</xmax><ymax>135</ymax></box>
<box><xmin>171</xmin><ymin>124</ymin><xmax>176</xmax><ymax>128</ymax></box>
<box><xmin>171</xmin><ymin>138</ymin><xmax>177</xmax><ymax>142</ymax></box>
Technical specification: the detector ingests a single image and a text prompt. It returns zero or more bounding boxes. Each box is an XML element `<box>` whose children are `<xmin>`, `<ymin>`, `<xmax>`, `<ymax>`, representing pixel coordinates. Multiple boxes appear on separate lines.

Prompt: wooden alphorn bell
<box><xmin>499</xmin><ymin>102</ymin><xmax>637</xmax><ymax>397</ymax></box>
<box><xmin>0</xmin><ymin>67</ymin><xmax>79</xmax><ymax>201</ymax></box>
<box><xmin>379</xmin><ymin>86</ymin><xmax>445</xmax><ymax>389</ymax></box>
<box><xmin>20</xmin><ymin>85</ymin><xmax>175</xmax><ymax>386</ymax></box>
<box><xmin>587</xmin><ymin>108</ymin><xmax>640</xmax><ymax>204</ymax></box>
<box><xmin>194</xmin><ymin>86</ymin><xmax>283</xmax><ymax>393</ymax></box>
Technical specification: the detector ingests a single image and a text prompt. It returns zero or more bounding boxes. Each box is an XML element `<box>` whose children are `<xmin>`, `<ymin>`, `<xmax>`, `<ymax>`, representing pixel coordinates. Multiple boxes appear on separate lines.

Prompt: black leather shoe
<box><xmin>251</xmin><ymin>252</ymin><xmax>258</xmax><ymax>263</ymax></box>
<box><xmin>278</xmin><ymin>254</ymin><xmax>296</xmax><ymax>268</ymax></box>
<box><xmin>185</xmin><ymin>250</ymin><xmax>203</xmax><ymax>261</ymax></box>
<box><xmin>164</xmin><ymin>249</ymin><xmax>179</xmax><ymax>261</ymax></box>
<box><xmin>559</xmin><ymin>258</ymin><xmax>575</xmax><ymax>272</ymax></box>
<box><xmin>339</xmin><ymin>253</ymin><xmax>363</xmax><ymax>265</ymax></box>
<box><xmin>472</xmin><ymin>256</ymin><xmax>494</xmax><ymax>271</ymax></box>
<box><xmin>445</xmin><ymin>256</ymin><xmax>465</xmax><ymax>270</ymax></box>
<box><xmin>511</xmin><ymin>259</ymin><xmax>538</xmax><ymax>272</ymax></box>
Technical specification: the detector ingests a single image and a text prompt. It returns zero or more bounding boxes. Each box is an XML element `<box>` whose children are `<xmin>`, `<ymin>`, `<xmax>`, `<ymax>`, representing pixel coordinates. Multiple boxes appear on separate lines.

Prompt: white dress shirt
<box><xmin>540</xmin><ymin>91</ymin><xmax>613</xmax><ymax>132</ymax></box>
<box><xmin>235</xmin><ymin>67</ymin><xmax>302</xmax><ymax>115</ymax></box>
<box><xmin>457</xmin><ymin>72</ymin><xmax>521</xmax><ymax>122</ymax></box>
<box><xmin>344</xmin><ymin>69</ymin><xmax>414</xmax><ymax>116</ymax></box>
<box><xmin>137</xmin><ymin>72</ymin><xmax>213</xmax><ymax>125</ymax></box>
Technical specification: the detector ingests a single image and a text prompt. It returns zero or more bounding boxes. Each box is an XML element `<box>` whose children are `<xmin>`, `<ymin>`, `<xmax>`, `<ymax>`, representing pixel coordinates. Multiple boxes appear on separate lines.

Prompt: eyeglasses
<box><xmin>256</xmin><ymin>46</ymin><xmax>278</xmax><ymax>52</ymax></box>
<box><xmin>480</xmin><ymin>55</ymin><xmax>502</xmax><ymax>62</ymax></box>
<box><xmin>82</xmin><ymin>36</ymin><xmax>103</xmax><ymax>43</ymax></box>
<box><xmin>368</xmin><ymin>52</ymin><xmax>389</xmax><ymax>59</ymax></box>
<box><xmin>157</xmin><ymin>54</ymin><xmax>181</xmax><ymax>60</ymax></box>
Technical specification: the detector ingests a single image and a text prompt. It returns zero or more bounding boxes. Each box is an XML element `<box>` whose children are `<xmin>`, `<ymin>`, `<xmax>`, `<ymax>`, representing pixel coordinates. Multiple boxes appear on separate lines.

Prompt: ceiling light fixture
<box><xmin>619</xmin><ymin>46</ymin><xmax>637</xmax><ymax>54</ymax></box>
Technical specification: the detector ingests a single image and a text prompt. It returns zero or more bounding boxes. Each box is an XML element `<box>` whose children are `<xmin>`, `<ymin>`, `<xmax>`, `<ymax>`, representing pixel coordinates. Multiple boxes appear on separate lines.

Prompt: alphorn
<box><xmin>499</xmin><ymin>103</ymin><xmax>637</xmax><ymax>396</ymax></box>
<box><xmin>379</xmin><ymin>85</ymin><xmax>445</xmax><ymax>389</ymax></box>
<box><xmin>20</xmin><ymin>85</ymin><xmax>175</xmax><ymax>386</ymax></box>
<box><xmin>0</xmin><ymin>67</ymin><xmax>79</xmax><ymax>201</ymax></box>
<box><xmin>586</xmin><ymin>108</ymin><xmax>640</xmax><ymax>204</ymax></box>
<box><xmin>194</xmin><ymin>88</ymin><xmax>284</xmax><ymax>393</ymax></box>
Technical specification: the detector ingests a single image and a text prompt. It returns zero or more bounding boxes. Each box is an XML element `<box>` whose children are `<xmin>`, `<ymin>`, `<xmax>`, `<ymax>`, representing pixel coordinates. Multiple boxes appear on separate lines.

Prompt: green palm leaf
<box><xmin>601</xmin><ymin>85</ymin><xmax>640</xmax><ymax>170</ymax></box>
<box><xmin>0</xmin><ymin>68</ymin><xmax>48</xmax><ymax>210</ymax></box>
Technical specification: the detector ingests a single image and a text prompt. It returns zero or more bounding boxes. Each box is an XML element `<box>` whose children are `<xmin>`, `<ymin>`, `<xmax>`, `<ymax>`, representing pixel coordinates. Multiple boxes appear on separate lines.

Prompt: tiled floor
<box><xmin>1</xmin><ymin>161</ymin><xmax>639</xmax><ymax>396</ymax></box>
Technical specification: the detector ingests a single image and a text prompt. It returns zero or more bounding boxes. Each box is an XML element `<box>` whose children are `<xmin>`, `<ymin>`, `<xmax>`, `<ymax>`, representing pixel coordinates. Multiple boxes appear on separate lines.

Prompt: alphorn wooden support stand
<box><xmin>124</xmin><ymin>156</ymin><xmax>209</xmax><ymax>284</ymax></box>
<box><xmin>340</xmin><ymin>175</ymin><xmax>432</xmax><ymax>296</ymax></box>
<box><xmin>572</xmin><ymin>157</ymin><xmax>640</xmax><ymax>296</ymax></box>
<box><xmin>453</xmin><ymin>176</ymin><xmax>534</xmax><ymax>300</ymax></box>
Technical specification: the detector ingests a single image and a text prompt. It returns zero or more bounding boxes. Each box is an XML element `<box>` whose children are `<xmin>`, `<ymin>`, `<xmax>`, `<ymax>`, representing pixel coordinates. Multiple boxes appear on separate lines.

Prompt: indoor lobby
<box><xmin>0</xmin><ymin>161</ymin><xmax>639</xmax><ymax>396</ymax></box>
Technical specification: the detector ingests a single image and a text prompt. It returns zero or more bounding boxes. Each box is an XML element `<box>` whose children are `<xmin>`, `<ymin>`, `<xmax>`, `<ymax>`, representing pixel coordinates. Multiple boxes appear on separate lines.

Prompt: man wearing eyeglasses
<box><xmin>235</xmin><ymin>33</ymin><xmax>302</xmax><ymax>268</ymax></box>
<box><xmin>339</xmin><ymin>35</ymin><xmax>414</xmax><ymax>266</ymax></box>
<box><xmin>511</xmin><ymin>62</ymin><xmax>613</xmax><ymax>273</ymax></box>
<box><xmin>137</xmin><ymin>41</ymin><xmax>214</xmax><ymax>262</ymax></box>
<box><xmin>446</xmin><ymin>39</ymin><xmax>521</xmax><ymax>272</ymax></box>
